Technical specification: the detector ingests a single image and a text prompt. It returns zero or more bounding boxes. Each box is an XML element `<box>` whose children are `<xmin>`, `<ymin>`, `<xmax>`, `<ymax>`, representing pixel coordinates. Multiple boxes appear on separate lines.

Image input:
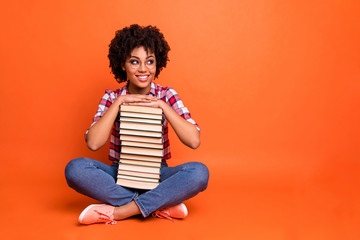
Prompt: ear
<box><xmin>121</xmin><ymin>63</ymin><xmax>125</xmax><ymax>71</ymax></box>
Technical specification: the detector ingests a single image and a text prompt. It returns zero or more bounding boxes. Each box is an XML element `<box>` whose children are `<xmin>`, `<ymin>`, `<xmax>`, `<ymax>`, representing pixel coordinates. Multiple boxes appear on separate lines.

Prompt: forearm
<box><xmin>159</xmin><ymin>101</ymin><xmax>200</xmax><ymax>149</ymax></box>
<box><xmin>86</xmin><ymin>98</ymin><xmax>122</xmax><ymax>151</ymax></box>
<box><xmin>86</xmin><ymin>94</ymin><xmax>156</xmax><ymax>151</ymax></box>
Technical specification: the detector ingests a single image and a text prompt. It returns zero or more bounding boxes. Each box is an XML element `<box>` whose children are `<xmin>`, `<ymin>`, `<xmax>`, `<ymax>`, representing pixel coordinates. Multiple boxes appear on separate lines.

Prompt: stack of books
<box><xmin>116</xmin><ymin>105</ymin><xmax>163</xmax><ymax>190</ymax></box>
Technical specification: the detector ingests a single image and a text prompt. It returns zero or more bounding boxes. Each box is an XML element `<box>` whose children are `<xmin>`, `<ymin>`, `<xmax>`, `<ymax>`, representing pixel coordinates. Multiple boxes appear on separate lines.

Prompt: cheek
<box><xmin>150</xmin><ymin>68</ymin><xmax>157</xmax><ymax>75</ymax></box>
<box><xmin>126</xmin><ymin>68</ymin><xmax>136</xmax><ymax>75</ymax></box>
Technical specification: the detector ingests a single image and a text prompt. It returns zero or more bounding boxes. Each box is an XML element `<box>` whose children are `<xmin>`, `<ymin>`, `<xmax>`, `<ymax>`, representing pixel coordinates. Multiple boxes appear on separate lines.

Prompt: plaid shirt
<box><xmin>86</xmin><ymin>82</ymin><xmax>200</xmax><ymax>162</ymax></box>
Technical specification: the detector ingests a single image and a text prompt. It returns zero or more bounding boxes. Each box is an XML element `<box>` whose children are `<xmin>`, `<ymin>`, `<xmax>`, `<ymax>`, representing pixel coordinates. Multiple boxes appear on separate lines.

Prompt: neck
<box><xmin>128</xmin><ymin>82</ymin><xmax>151</xmax><ymax>95</ymax></box>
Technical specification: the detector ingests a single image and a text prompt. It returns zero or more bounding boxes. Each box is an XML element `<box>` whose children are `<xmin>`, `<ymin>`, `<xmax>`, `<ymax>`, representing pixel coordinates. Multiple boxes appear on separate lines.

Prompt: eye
<box><xmin>129</xmin><ymin>59</ymin><xmax>139</xmax><ymax>65</ymax></box>
<box><xmin>146</xmin><ymin>59</ymin><xmax>155</xmax><ymax>65</ymax></box>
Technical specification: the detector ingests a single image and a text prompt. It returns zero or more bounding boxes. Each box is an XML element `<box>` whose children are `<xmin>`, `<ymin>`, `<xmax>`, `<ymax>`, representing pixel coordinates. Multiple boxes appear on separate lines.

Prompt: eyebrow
<box><xmin>130</xmin><ymin>56</ymin><xmax>155</xmax><ymax>59</ymax></box>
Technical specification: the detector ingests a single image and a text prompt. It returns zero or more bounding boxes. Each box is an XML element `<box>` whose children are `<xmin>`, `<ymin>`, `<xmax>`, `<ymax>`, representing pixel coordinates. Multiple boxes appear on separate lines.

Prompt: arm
<box><xmin>126</xmin><ymin>98</ymin><xmax>200</xmax><ymax>149</ymax></box>
<box><xmin>86</xmin><ymin>94</ymin><xmax>157</xmax><ymax>151</ymax></box>
<box><xmin>159</xmin><ymin>100</ymin><xmax>200</xmax><ymax>149</ymax></box>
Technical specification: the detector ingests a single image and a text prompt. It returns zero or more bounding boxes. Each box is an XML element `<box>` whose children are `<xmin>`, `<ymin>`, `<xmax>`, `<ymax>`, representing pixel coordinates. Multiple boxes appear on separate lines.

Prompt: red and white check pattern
<box><xmin>86</xmin><ymin>82</ymin><xmax>200</xmax><ymax>162</ymax></box>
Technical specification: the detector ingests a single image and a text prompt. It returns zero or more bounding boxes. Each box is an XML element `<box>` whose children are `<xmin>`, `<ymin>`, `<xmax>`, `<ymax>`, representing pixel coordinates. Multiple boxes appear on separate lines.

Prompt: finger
<box><xmin>126</xmin><ymin>102</ymin><xmax>145</xmax><ymax>106</ymax></box>
<box><xmin>126</xmin><ymin>102</ymin><xmax>157</xmax><ymax>107</ymax></box>
<box><xmin>133</xmin><ymin>95</ymin><xmax>155</xmax><ymax>100</ymax></box>
<box><xmin>131</xmin><ymin>94</ymin><xmax>156</xmax><ymax>99</ymax></box>
<box><xmin>126</xmin><ymin>97</ymin><xmax>152</xmax><ymax>103</ymax></box>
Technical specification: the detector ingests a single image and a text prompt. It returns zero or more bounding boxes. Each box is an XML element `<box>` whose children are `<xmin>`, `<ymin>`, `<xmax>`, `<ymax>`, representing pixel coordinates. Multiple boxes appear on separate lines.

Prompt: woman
<box><xmin>65</xmin><ymin>24</ymin><xmax>209</xmax><ymax>225</ymax></box>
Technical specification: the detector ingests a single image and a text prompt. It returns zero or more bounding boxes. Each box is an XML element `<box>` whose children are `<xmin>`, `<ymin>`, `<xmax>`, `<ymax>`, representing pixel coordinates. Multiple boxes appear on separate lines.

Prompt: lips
<box><xmin>136</xmin><ymin>75</ymin><xmax>149</xmax><ymax>82</ymax></box>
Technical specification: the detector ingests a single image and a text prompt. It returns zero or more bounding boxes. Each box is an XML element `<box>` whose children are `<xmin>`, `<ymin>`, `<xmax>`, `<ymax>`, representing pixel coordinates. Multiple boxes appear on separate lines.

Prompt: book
<box><xmin>121</xmin><ymin>146</ymin><xmax>163</xmax><ymax>157</ymax></box>
<box><xmin>120</xmin><ymin>121</ymin><xmax>162</xmax><ymax>132</ymax></box>
<box><xmin>120</xmin><ymin>105</ymin><xmax>162</xmax><ymax>115</ymax></box>
<box><xmin>121</xmin><ymin>140</ymin><xmax>163</xmax><ymax>149</ymax></box>
<box><xmin>120</xmin><ymin>134</ymin><xmax>163</xmax><ymax>144</ymax></box>
<box><xmin>117</xmin><ymin>174</ymin><xmax>159</xmax><ymax>183</ymax></box>
<box><xmin>120</xmin><ymin>111</ymin><xmax>162</xmax><ymax>120</ymax></box>
<box><xmin>119</xmin><ymin>158</ymin><xmax>162</xmax><ymax>168</ymax></box>
<box><xmin>118</xmin><ymin>163</ymin><xmax>160</xmax><ymax>174</ymax></box>
<box><xmin>120</xmin><ymin>116</ymin><xmax>162</xmax><ymax>125</ymax></box>
<box><xmin>119</xmin><ymin>129</ymin><xmax>162</xmax><ymax>138</ymax></box>
<box><xmin>120</xmin><ymin>153</ymin><xmax>162</xmax><ymax>163</ymax></box>
<box><xmin>117</xmin><ymin>105</ymin><xmax>163</xmax><ymax>190</ymax></box>
<box><xmin>116</xmin><ymin>178</ymin><xmax>159</xmax><ymax>190</ymax></box>
<box><xmin>118</xmin><ymin>169</ymin><xmax>160</xmax><ymax>179</ymax></box>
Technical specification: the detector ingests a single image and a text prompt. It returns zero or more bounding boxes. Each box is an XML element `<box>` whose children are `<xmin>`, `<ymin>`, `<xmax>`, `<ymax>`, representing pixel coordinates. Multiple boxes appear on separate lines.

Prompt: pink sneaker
<box><xmin>78</xmin><ymin>204</ymin><xmax>117</xmax><ymax>225</ymax></box>
<box><xmin>152</xmin><ymin>203</ymin><xmax>188</xmax><ymax>221</ymax></box>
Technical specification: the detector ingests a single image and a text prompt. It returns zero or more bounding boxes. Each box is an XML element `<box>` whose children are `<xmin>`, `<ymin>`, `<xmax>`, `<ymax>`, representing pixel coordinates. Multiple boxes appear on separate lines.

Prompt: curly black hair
<box><xmin>108</xmin><ymin>24</ymin><xmax>171</xmax><ymax>83</ymax></box>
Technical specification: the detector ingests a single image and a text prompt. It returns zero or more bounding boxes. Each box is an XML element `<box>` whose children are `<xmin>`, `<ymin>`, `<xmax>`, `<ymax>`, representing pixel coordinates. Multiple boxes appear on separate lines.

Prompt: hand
<box><xmin>115</xmin><ymin>94</ymin><xmax>157</xmax><ymax>106</ymax></box>
<box><xmin>124</xmin><ymin>98</ymin><xmax>164</xmax><ymax>109</ymax></box>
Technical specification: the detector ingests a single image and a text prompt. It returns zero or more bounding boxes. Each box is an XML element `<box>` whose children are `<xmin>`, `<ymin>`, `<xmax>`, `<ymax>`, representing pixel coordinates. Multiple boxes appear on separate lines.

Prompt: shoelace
<box><xmin>152</xmin><ymin>210</ymin><xmax>174</xmax><ymax>222</ymax></box>
<box><xmin>94</xmin><ymin>210</ymin><xmax>117</xmax><ymax>225</ymax></box>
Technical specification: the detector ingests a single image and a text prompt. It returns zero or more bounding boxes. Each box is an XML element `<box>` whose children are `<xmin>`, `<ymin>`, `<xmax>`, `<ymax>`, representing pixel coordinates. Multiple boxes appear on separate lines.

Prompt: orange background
<box><xmin>1</xmin><ymin>0</ymin><xmax>359</xmax><ymax>239</ymax></box>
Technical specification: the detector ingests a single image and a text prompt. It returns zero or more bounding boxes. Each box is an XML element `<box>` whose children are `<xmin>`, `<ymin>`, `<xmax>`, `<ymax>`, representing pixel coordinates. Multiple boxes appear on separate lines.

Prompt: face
<box><xmin>122</xmin><ymin>46</ymin><xmax>156</xmax><ymax>94</ymax></box>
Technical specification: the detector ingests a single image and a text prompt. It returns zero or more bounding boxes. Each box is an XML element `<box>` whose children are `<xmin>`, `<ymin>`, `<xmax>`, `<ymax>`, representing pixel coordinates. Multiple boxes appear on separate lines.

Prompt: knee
<box><xmin>64</xmin><ymin>157</ymin><xmax>89</xmax><ymax>185</ymax></box>
<box><xmin>187</xmin><ymin>162</ymin><xmax>210</xmax><ymax>192</ymax></box>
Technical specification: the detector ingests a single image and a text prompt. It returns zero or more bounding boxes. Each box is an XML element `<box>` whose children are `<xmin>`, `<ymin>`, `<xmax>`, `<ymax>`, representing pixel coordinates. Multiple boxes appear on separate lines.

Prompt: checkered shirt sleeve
<box><xmin>85</xmin><ymin>89</ymin><xmax>120</xmax><ymax>161</ymax></box>
<box><xmin>162</xmin><ymin>87</ymin><xmax>200</xmax><ymax>131</ymax></box>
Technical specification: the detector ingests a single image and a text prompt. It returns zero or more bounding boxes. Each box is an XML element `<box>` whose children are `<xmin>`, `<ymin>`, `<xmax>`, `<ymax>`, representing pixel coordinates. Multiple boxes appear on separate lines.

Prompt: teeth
<box><xmin>138</xmin><ymin>76</ymin><xmax>148</xmax><ymax>80</ymax></box>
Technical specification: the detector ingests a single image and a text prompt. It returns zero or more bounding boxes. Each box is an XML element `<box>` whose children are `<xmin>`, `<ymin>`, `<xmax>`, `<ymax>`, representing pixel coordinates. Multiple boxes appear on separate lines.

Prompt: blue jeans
<box><xmin>65</xmin><ymin>158</ymin><xmax>209</xmax><ymax>217</ymax></box>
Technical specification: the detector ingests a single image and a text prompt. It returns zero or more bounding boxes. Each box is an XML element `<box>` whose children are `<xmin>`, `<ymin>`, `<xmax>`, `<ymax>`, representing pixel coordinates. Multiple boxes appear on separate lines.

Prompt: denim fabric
<box><xmin>65</xmin><ymin>157</ymin><xmax>209</xmax><ymax>217</ymax></box>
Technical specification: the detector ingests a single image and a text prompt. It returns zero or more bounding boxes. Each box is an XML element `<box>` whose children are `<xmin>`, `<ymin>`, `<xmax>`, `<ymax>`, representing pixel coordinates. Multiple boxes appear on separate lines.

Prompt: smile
<box><xmin>136</xmin><ymin>75</ymin><xmax>149</xmax><ymax>81</ymax></box>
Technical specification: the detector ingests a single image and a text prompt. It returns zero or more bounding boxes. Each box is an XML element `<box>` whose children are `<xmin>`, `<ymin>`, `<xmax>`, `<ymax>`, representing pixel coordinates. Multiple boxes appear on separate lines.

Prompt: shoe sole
<box><xmin>180</xmin><ymin>203</ymin><xmax>188</xmax><ymax>217</ymax></box>
<box><xmin>78</xmin><ymin>204</ymin><xmax>106</xmax><ymax>223</ymax></box>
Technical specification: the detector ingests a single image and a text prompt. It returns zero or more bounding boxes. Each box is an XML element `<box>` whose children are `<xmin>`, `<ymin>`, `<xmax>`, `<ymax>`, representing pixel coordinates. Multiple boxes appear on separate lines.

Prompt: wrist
<box><xmin>114</xmin><ymin>96</ymin><xmax>124</xmax><ymax>106</ymax></box>
<box><xmin>157</xmin><ymin>99</ymin><xmax>167</xmax><ymax>110</ymax></box>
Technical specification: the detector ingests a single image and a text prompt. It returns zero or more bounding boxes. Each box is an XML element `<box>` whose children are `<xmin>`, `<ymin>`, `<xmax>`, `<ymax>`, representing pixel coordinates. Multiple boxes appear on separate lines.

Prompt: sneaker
<box><xmin>152</xmin><ymin>203</ymin><xmax>188</xmax><ymax>221</ymax></box>
<box><xmin>78</xmin><ymin>204</ymin><xmax>117</xmax><ymax>225</ymax></box>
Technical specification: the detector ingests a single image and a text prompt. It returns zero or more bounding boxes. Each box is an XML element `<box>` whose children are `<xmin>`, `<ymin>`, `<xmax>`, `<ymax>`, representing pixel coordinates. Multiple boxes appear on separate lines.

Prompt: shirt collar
<box><xmin>122</xmin><ymin>82</ymin><xmax>157</xmax><ymax>96</ymax></box>
<box><xmin>148</xmin><ymin>82</ymin><xmax>157</xmax><ymax>96</ymax></box>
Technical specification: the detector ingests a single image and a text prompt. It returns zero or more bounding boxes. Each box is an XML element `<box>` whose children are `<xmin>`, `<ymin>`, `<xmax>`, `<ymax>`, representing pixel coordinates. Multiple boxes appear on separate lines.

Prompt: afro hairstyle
<box><xmin>108</xmin><ymin>24</ymin><xmax>171</xmax><ymax>83</ymax></box>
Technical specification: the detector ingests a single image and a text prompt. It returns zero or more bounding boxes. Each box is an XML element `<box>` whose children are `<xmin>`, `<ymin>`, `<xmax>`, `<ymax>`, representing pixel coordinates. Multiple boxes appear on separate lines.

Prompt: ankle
<box><xmin>113</xmin><ymin>207</ymin><xmax>127</xmax><ymax>220</ymax></box>
<box><xmin>113</xmin><ymin>201</ymin><xmax>141</xmax><ymax>220</ymax></box>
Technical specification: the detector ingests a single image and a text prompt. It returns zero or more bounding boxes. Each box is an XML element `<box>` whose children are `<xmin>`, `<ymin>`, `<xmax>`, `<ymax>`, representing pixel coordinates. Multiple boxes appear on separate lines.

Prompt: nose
<box><xmin>138</xmin><ymin>62</ymin><xmax>146</xmax><ymax>72</ymax></box>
